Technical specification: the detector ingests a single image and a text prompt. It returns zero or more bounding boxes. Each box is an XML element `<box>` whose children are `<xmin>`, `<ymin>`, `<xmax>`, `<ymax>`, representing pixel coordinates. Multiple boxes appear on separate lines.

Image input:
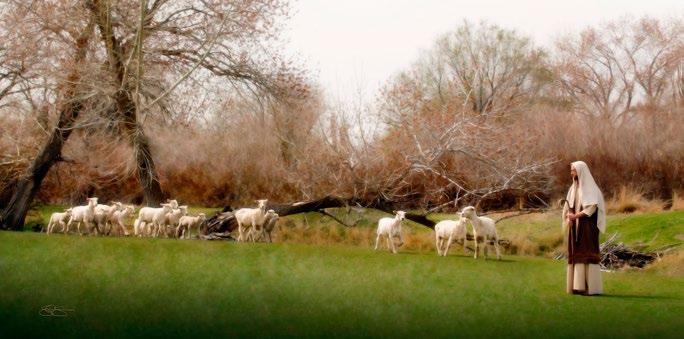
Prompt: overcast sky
<box><xmin>282</xmin><ymin>0</ymin><xmax>683</xmax><ymax>103</ymax></box>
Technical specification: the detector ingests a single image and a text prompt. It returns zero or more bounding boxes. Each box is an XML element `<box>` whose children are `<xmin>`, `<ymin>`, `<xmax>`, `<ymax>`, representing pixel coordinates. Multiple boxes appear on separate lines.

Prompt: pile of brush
<box><xmin>553</xmin><ymin>232</ymin><xmax>679</xmax><ymax>270</ymax></box>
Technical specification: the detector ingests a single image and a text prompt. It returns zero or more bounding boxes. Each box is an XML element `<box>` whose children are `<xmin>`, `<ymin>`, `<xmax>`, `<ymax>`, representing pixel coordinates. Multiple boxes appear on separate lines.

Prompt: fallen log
<box><xmin>200</xmin><ymin>196</ymin><xmax>513</xmax><ymax>247</ymax></box>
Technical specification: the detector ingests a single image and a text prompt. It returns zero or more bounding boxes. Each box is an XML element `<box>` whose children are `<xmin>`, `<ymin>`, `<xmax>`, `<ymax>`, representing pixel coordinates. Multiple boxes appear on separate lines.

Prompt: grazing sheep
<box><xmin>249</xmin><ymin>209</ymin><xmax>278</xmax><ymax>242</ymax></box>
<box><xmin>109</xmin><ymin>205</ymin><xmax>135</xmax><ymax>236</ymax></box>
<box><xmin>65</xmin><ymin>197</ymin><xmax>98</xmax><ymax>235</ymax></box>
<box><xmin>461</xmin><ymin>206</ymin><xmax>501</xmax><ymax>260</ymax></box>
<box><xmin>434</xmin><ymin>214</ymin><xmax>468</xmax><ymax>256</ymax></box>
<box><xmin>176</xmin><ymin>213</ymin><xmax>206</xmax><ymax>239</ymax></box>
<box><xmin>46</xmin><ymin>208</ymin><xmax>72</xmax><ymax>234</ymax></box>
<box><xmin>135</xmin><ymin>203</ymin><xmax>173</xmax><ymax>237</ymax></box>
<box><xmin>374</xmin><ymin>211</ymin><xmax>406</xmax><ymax>254</ymax></box>
<box><xmin>234</xmin><ymin>199</ymin><xmax>268</xmax><ymax>242</ymax></box>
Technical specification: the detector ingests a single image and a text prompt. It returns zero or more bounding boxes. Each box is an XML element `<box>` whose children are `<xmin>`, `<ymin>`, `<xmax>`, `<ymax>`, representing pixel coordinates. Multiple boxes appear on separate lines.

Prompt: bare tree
<box><xmin>0</xmin><ymin>2</ymin><xmax>95</xmax><ymax>230</ymax></box>
<box><xmin>553</xmin><ymin>16</ymin><xmax>683</xmax><ymax>124</ymax></box>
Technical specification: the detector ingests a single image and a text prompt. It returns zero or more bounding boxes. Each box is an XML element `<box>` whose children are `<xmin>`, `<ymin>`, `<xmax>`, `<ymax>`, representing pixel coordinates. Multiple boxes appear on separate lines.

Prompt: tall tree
<box><xmin>0</xmin><ymin>4</ymin><xmax>95</xmax><ymax>230</ymax></box>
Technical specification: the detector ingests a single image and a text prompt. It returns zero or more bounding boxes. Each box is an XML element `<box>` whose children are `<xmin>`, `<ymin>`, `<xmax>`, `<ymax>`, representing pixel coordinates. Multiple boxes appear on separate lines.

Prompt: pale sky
<box><xmin>282</xmin><ymin>0</ymin><xmax>684</xmax><ymax>103</ymax></box>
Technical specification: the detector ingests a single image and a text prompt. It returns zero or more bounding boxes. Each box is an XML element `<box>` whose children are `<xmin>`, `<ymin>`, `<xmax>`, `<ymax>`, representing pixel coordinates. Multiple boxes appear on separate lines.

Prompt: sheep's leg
<box><xmin>435</xmin><ymin>234</ymin><xmax>442</xmax><ymax>256</ymax></box>
<box><xmin>237</xmin><ymin>221</ymin><xmax>244</xmax><ymax>242</ymax></box>
<box><xmin>267</xmin><ymin>231</ymin><xmax>272</xmax><ymax>243</ymax></box>
<box><xmin>445</xmin><ymin>235</ymin><xmax>454</xmax><ymax>257</ymax></box>
<box><xmin>462</xmin><ymin>237</ymin><xmax>467</xmax><ymax>254</ymax></box>
<box><xmin>89</xmin><ymin>220</ymin><xmax>99</xmax><ymax>236</ymax></box>
<box><xmin>494</xmin><ymin>236</ymin><xmax>501</xmax><ymax>260</ymax></box>
<box><xmin>483</xmin><ymin>238</ymin><xmax>489</xmax><ymax>260</ymax></box>
<box><xmin>250</xmin><ymin>222</ymin><xmax>257</xmax><ymax>243</ymax></box>
<box><xmin>374</xmin><ymin>234</ymin><xmax>381</xmax><ymax>250</ymax></box>
<box><xmin>65</xmin><ymin>218</ymin><xmax>74</xmax><ymax>234</ymax></box>
<box><xmin>388</xmin><ymin>235</ymin><xmax>396</xmax><ymax>253</ymax></box>
<box><xmin>76</xmin><ymin>221</ymin><xmax>83</xmax><ymax>236</ymax></box>
<box><xmin>473</xmin><ymin>237</ymin><xmax>479</xmax><ymax>259</ymax></box>
<box><xmin>118</xmin><ymin>221</ymin><xmax>128</xmax><ymax>236</ymax></box>
<box><xmin>46</xmin><ymin>221</ymin><xmax>53</xmax><ymax>234</ymax></box>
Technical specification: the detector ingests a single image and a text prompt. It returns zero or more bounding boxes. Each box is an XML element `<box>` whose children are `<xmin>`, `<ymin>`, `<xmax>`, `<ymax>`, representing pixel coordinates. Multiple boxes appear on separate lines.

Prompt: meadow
<box><xmin>1</xmin><ymin>207</ymin><xmax>683</xmax><ymax>337</ymax></box>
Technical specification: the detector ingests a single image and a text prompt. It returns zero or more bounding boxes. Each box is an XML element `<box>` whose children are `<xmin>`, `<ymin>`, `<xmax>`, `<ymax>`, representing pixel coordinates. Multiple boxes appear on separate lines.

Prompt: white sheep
<box><xmin>234</xmin><ymin>199</ymin><xmax>268</xmax><ymax>242</ymax></box>
<box><xmin>151</xmin><ymin>203</ymin><xmax>175</xmax><ymax>237</ymax></box>
<box><xmin>176</xmin><ymin>213</ymin><xmax>206</xmax><ymax>239</ymax></box>
<box><xmin>261</xmin><ymin>210</ymin><xmax>279</xmax><ymax>243</ymax></box>
<box><xmin>109</xmin><ymin>205</ymin><xmax>135</xmax><ymax>236</ymax></box>
<box><xmin>461</xmin><ymin>206</ymin><xmax>501</xmax><ymax>260</ymax></box>
<box><xmin>94</xmin><ymin>202</ymin><xmax>123</xmax><ymax>235</ymax></box>
<box><xmin>374</xmin><ymin>211</ymin><xmax>406</xmax><ymax>254</ymax></box>
<box><xmin>249</xmin><ymin>209</ymin><xmax>278</xmax><ymax>242</ymax></box>
<box><xmin>65</xmin><ymin>197</ymin><xmax>98</xmax><ymax>235</ymax></box>
<box><xmin>135</xmin><ymin>203</ymin><xmax>173</xmax><ymax>237</ymax></box>
<box><xmin>434</xmin><ymin>214</ymin><xmax>468</xmax><ymax>256</ymax></box>
<box><xmin>161</xmin><ymin>205</ymin><xmax>188</xmax><ymax>237</ymax></box>
<box><xmin>46</xmin><ymin>208</ymin><xmax>72</xmax><ymax>234</ymax></box>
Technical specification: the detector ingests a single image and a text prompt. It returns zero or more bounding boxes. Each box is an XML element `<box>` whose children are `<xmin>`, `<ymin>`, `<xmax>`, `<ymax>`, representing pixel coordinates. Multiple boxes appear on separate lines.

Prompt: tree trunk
<box><xmin>132</xmin><ymin>126</ymin><xmax>164</xmax><ymax>206</ymax></box>
<box><xmin>0</xmin><ymin>21</ymin><xmax>92</xmax><ymax>231</ymax></box>
<box><xmin>90</xmin><ymin>0</ymin><xmax>164</xmax><ymax>207</ymax></box>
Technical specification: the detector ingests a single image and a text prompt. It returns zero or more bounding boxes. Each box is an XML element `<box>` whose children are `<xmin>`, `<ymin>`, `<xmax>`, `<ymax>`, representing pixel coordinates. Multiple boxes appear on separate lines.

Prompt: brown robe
<box><xmin>567</xmin><ymin>206</ymin><xmax>600</xmax><ymax>265</ymax></box>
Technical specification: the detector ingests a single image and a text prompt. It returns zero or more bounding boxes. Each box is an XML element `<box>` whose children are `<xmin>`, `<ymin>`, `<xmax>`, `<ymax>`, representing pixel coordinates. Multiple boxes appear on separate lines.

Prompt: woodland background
<box><xmin>0</xmin><ymin>1</ymin><xmax>682</xmax><ymax>222</ymax></box>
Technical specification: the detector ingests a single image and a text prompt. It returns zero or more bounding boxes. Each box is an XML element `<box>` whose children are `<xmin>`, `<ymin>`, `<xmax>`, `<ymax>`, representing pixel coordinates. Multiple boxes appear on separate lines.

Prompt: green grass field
<box><xmin>1</xmin><ymin>229</ymin><xmax>682</xmax><ymax>338</ymax></box>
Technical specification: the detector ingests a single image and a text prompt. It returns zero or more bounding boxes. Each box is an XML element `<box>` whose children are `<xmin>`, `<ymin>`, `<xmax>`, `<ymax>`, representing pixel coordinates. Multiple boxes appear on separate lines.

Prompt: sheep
<box><xmin>94</xmin><ymin>202</ymin><xmax>123</xmax><ymax>235</ymax></box>
<box><xmin>150</xmin><ymin>203</ymin><xmax>175</xmax><ymax>237</ymax></box>
<box><xmin>234</xmin><ymin>199</ymin><xmax>268</xmax><ymax>242</ymax></box>
<box><xmin>46</xmin><ymin>208</ymin><xmax>72</xmax><ymax>234</ymax></box>
<box><xmin>461</xmin><ymin>206</ymin><xmax>501</xmax><ymax>260</ymax></box>
<box><xmin>109</xmin><ymin>205</ymin><xmax>135</xmax><ymax>236</ymax></box>
<box><xmin>434</xmin><ymin>213</ymin><xmax>468</xmax><ymax>256</ymax></box>
<box><xmin>135</xmin><ymin>203</ymin><xmax>173</xmax><ymax>237</ymax></box>
<box><xmin>176</xmin><ymin>213</ymin><xmax>206</xmax><ymax>239</ymax></box>
<box><xmin>248</xmin><ymin>209</ymin><xmax>278</xmax><ymax>242</ymax></box>
<box><xmin>374</xmin><ymin>211</ymin><xmax>406</xmax><ymax>254</ymax></box>
<box><xmin>160</xmin><ymin>205</ymin><xmax>188</xmax><ymax>237</ymax></box>
<box><xmin>65</xmin><ymin>197</ymin><xmax>98</xmax><ymax>235</ymax></box>
<box><xmin>261</xmin><ymin>210</ymin><xmax>279</xmax><ymax>243</ymax></box>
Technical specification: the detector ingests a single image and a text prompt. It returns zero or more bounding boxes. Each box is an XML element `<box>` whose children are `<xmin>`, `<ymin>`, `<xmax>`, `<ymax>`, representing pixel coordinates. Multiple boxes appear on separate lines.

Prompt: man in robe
<box><xmin>563</xmin><ymin>161</ymin><xmax>606</xmax><ymax>295</ymax></box>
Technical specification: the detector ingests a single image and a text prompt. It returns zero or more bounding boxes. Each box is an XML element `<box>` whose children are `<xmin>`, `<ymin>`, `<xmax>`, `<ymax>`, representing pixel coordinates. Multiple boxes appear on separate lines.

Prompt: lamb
<box><xmin>434</xmin><ymin>213</ymin><xmax>468</xmax><ymax>256</ymax></box>
<box><xmin>94</xmin><ymin>202</ymin><xmax>123</xmax><ymax>235</ymax></box>
<box><xmin>160</xmin><ymin>205</ymin><xmax>188</xmax><ymax>237</ymax></box>
<box><xmin>109</xmin><ymin>205</ymin><xmax>135</xmax><ymax>236</ymax></box>
<box><xmin>261</xmin><ymin>210</ymin><xmax>279</xmax><ymax>243</ymax></box>
<box><xmin>134</xmin><ymin>203</ymin><xmax>173</xmax><ymax>237</ymax></box>
<box><xmin>248</xmin><ymin>209</ymin><xmax>278</xmax><ymax>242</ymax></box>
<box><xmin>150</xmin><ymin>203</ymin><xmax>175</xmax><ymax>237</ymax></box>
<box><xmin>65</xmin><ymin>197</ymin><xmax>98</xmax><ymax>235</ymax></box>
<box><xmin>374</xmin><ymin>211</ymin><xmax>406</xmax><ymax>254</ymax></box>
<box><xmin>46</xmin><ymin>208</ymin><xmax>72</xmax><ymax>234</ymax></box>
<box><xmin>234</xmin><ymin>199</ymin><xmax>268</xmax><ymax>242</ymax></box>
<box><xmin>176</xmin><ymin>213</ymin><xmax>206</xmax><ymax>239</ymax></box>
<box><xmin>461</xmin><ymin>206</ymin><xmax>501</xmax><ymax>260</ymax></box>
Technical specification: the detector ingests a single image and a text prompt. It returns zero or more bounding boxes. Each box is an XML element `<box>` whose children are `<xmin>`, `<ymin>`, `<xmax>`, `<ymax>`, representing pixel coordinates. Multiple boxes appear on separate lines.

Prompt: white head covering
<box><xmin>563</xmin><ymin>161</ymin><xmax>606</xmax><ymax>233</ymax></box>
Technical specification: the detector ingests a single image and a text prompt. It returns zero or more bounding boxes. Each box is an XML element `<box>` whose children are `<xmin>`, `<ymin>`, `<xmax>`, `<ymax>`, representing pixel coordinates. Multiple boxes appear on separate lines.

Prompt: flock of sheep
<box><xmin>375</xmin><ymin>206</ymin><xmax>501</xmax><ymax>259</ymax></box>
<box><xmin>45</xmin><ymin>197</ymin><xmax>501</xmax><ymax>259</ymax></box>
<box><xmin>46</xmin><ymin>198</ymin><xmax>208</xmax><ymax>239</ymax></box>
<box><xmin>45</xmin><ymin>197</ymin><xmax>279</xmax><ymax>242</ymax></box>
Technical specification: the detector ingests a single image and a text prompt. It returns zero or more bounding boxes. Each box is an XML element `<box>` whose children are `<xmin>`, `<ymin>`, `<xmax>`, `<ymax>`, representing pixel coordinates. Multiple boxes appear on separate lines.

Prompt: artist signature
<box><xmin>39</xmin><ymin>305</ymin><xmax>74</xmax><ymax>317</ymax></box>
